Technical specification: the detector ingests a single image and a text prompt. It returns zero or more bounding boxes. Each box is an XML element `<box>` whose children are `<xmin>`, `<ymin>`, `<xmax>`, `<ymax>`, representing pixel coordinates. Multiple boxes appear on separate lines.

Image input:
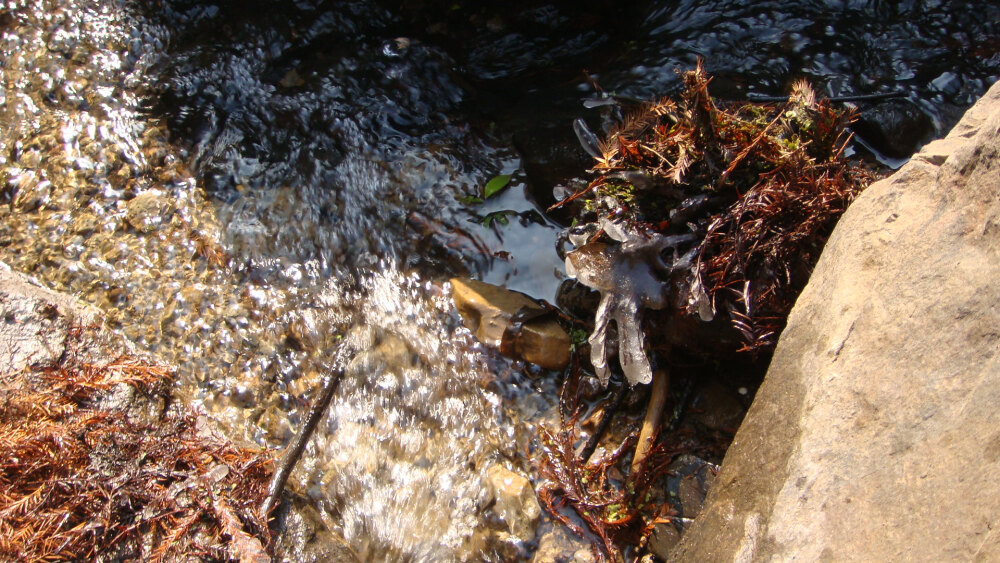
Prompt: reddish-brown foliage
<box><xmin>0</xmin><ymin>357</ymin><xmax>274</xmax><ymax>562</ymax></box>
<box><xmin>562</xmin><ymin>61</ymin><xmax>880</xmax><ymax>351</ymax></box>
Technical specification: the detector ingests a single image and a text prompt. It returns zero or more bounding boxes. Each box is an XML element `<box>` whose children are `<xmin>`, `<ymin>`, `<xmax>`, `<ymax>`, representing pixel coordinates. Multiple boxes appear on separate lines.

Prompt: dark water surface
<box><xmin>1</xmin><ymin>0</ymin><xmax>997</xmax><ymax>560</ymax></box>
<box><xmin>141</xmin><ymin>0</ymin><xmax>1000</xmax><ymax>291</ymax></box>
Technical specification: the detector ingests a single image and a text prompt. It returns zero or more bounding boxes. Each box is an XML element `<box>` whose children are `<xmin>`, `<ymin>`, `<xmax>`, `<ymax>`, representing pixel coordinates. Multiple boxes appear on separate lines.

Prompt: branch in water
<box><xmin>261</xmin><ymin>368</ymin><xmax>344</xmax><ymax>521</ymax></box>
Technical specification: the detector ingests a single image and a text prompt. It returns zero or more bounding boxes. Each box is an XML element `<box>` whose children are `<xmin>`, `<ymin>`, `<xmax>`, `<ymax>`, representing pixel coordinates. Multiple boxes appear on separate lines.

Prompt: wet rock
<box><xmin>486</xmin><ymin>464</ymin><xmax>541</xmax><ymax>540</ymax></box>
<box><xmin>285</xmin><ymin>310</ymin><xmax>321</xmax><ymax>352</ymax></box>
<box><xmin>577</xmin><ymin>373</ymin><xmax>606</xmax><ymax>401</ymax></box>
<box><xmin>672</xmin><ymin>80</ymin><xmax>1000</xmax><ymax>561</ymax></box>
<box><xmin>72</xmin><ymin>211</ymin><xmax>99</xmax><ymax>236</ymax></box>
<box><xmin>450</xmin><ymin>277</ymin><xmax>569</xmax><ymax>370</ymax></box>
<box><xmin>0</xmin><ymin>262</ymin><xmax>115</xmax><ymax>369</ymax></box>
<box><xmin>648</xmin><ymin>453</ymin><xmax>717</xmax><ymax>546</ymax></box>
<box><xmin>675</xmin><ymin>472</ymin><xmax>705</xmax><ymax>520</ymax></box>
<box><xmin>690</xmin><ymin>381</ymin><xmax>745</xmax><ymax>432</ymax></box>
<box><xmin>531</xmin><ymin>520</ymin><xmax>595</xmax><ymax>563</ymax></box>
<box><xmin>491</xmin><ymin>531</ymin><xmax>530</xmax><ymax>561</ymax></box>
<box><xmin>258</xmin><ymin>404</ymin><xmax>295</xmax><ymax>444</ymax></box>
<box><xmin>287</xmin><ymin>369</ymin><xmax>323</xmax><ymax>400</ymax></box>
<box><xmin>554</xmin><ymin>278</ymin><xmax>601</xmax><ymax>323</ymax></box>
<box><xmin>852</xmin><ymin>99</ymin><xmax>934</xmax><ymax>159</ymax></box>
<box><xmin>125</xmin><ymin>189</ymin><xmax>174</xmax><ymax>233</ymax></box>
<box><xmin>648</xmin><ymin>522</ymin><xmax>681</xmax><ymax>558</ymax></box>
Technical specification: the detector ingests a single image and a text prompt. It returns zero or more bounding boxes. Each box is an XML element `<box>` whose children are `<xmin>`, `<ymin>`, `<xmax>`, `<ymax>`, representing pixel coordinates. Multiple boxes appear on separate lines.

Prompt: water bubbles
<box><xmin>382</xmin><ymin>37</ymin><xmax>411</xmax><ymax>58</ymax></box>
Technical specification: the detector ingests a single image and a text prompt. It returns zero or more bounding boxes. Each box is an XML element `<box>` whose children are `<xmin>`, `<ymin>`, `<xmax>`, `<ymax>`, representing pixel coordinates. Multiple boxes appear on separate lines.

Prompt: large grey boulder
<box><xmin>671</xmin><ymin>80</ymin><xmax>1000</xmax><ymax>562</ymax></box>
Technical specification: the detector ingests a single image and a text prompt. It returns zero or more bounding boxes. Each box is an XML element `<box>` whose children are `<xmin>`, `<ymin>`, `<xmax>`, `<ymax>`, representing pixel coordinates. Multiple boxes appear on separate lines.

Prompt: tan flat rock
<box><xmin>450</xmin><ymin>278</ymin><xmax>570</xmax><ymax>370</ymax></box>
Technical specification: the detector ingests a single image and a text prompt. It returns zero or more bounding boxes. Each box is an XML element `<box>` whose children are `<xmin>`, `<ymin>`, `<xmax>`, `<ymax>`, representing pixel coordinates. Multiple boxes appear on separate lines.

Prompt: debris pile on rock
<box><xmin>538</xmin><ymin>61</ymin><xmax>880</xmax><ymax>561</ymax></box>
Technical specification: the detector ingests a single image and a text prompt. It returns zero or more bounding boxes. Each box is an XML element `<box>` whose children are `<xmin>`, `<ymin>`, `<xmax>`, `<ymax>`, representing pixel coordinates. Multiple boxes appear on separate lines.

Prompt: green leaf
<box><xmin>480</xmin><ymin>210</ymin><xmax>515</xmax><ymax>229</ymax></box>
<box><xmin>483</xmin><ymin>174</ymin><xmax>512</xmax><ymax>199</ymax></box>
<box><xmin>458</xmin><ymin>195</ymin><xmax>483</xmax><ymax>205</ymax></box>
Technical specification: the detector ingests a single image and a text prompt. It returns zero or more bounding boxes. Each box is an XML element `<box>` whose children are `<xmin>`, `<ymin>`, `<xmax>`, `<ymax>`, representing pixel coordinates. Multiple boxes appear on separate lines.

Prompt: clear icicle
<box><xmin>565</xmin><ymin>219</ymin><xmax>697</xmax><ymax>386</ymax></box>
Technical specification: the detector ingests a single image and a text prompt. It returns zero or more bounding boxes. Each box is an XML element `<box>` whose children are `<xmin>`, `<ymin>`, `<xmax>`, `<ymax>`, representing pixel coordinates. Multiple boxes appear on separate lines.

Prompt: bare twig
<box><xmin>261</xmin><ymin>368</ymin><xmax>344</xmax><ymax>521</ymax></box>
<box><xmin>631</xmin><ymin>369</ymin><xmax>669</xmax><ymax>476</ymax></box>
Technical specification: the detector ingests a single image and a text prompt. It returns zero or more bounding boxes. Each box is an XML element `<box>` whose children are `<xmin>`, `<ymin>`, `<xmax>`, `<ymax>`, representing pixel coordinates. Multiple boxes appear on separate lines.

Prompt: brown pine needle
<box><xmin>0</xmin><ymin>352</ymin><xmax>275</xmax><ymax>561</ymax></box>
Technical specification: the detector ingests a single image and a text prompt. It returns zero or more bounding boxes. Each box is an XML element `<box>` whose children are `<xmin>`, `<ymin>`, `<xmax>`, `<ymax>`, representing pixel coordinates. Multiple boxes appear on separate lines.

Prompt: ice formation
<box><xmin>565</xmin><ymin>218</ymin><xmax>696</xmax><ymax>386</ymax></box>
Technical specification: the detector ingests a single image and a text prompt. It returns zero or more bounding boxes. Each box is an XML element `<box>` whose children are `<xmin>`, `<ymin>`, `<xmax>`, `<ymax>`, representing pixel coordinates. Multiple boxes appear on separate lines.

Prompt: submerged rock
<box><xmin>671</xmin><ymin>80</ymin><xmax>1000</xmax><ymax>561</ymax></box>
<box><xmin>486</xmin><ymin>464</ymin><xmax>542</xmax><ymax>540</ymax></box>
<box><xmin>125</xmin><ymin>189</ymin><xmax>175</xmax><ymax>233</ymax></box>
<box><xmin>450</xmin><ymin>277</ymin><xmax>570</xmax><ymax>370</ymax></box>
<box><xmin>271</xmin><ymin>495</ymin><xmax>361</xmax><ymax>563</ymax></box>
<box><xmin>531</xmin><ymin>520</ymin><xmax>596</xmax><ymax>563</ymax></box>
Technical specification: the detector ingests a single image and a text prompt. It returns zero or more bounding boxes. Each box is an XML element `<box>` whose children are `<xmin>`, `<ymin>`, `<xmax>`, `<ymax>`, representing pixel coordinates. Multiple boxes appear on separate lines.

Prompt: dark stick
<box><xmin>579</xmin><ymin>384</ymin><xmax>628</xmax><ymax>465</ymax></box>
<box><xmin>745</xmin><ymin>90</ymin><xmax>907</xmax><ymax>103</ymax></box>
<box><xmin>261</xmin><ymin>368</ymin><xmax>344</xmax><ymax>521</ymax></box>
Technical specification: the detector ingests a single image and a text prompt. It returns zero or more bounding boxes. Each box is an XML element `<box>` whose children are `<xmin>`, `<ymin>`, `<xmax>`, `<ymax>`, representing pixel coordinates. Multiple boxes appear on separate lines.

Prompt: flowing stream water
<box><xmin>2</xmin><ymin>1</ymin><xmax>998</xmax><ymax>561</ymax></box>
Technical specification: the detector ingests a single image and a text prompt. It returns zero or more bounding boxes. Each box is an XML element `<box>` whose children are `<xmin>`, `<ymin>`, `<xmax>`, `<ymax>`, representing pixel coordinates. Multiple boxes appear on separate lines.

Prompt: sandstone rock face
<box><xmin>450</xmin><ymin>278</ymin><xmax>570</xmax><ymax>370</ymax></box>
<box><xmin>671</xmin><ymin>80</ymin><xmax>1000</xmax><ymax>562</ymax></box>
